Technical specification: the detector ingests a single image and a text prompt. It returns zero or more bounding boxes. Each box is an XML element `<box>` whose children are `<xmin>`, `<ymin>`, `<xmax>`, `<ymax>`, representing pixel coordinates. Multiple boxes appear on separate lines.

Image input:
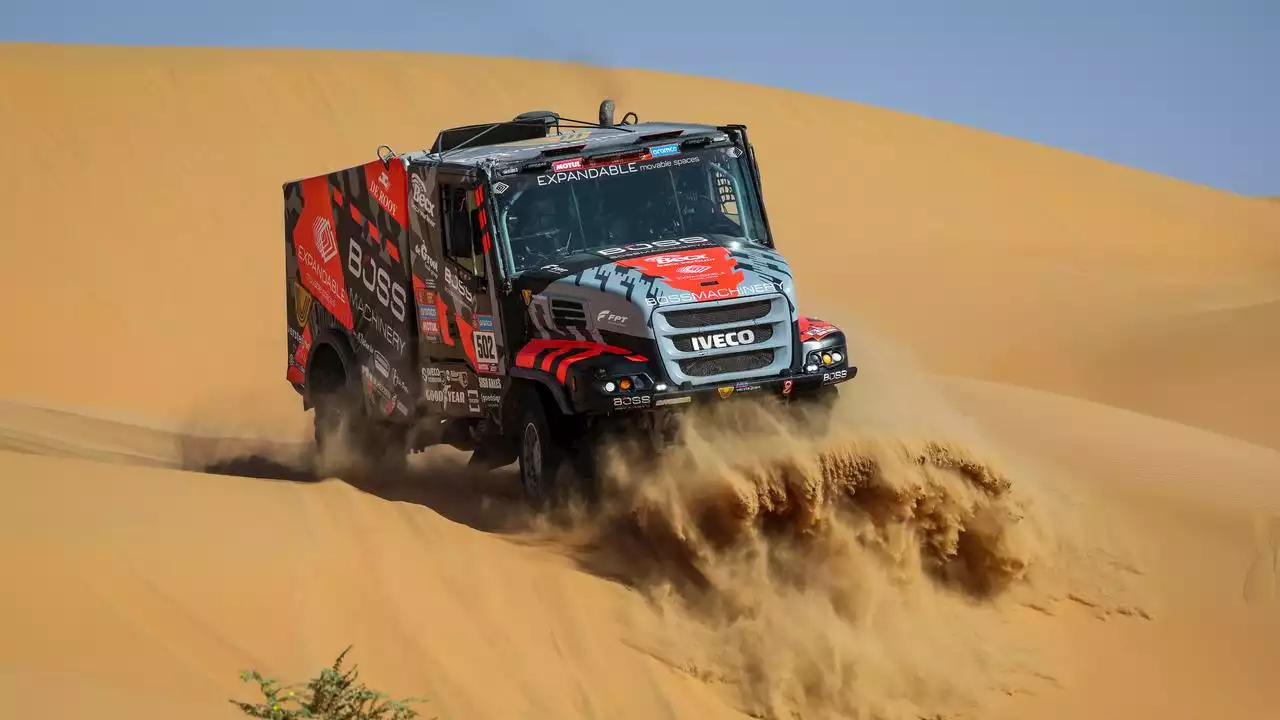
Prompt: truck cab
<box><xmin>283</xmin><ymin>100</ymin><xmax>855</xmax><ymax>507</ymax></box>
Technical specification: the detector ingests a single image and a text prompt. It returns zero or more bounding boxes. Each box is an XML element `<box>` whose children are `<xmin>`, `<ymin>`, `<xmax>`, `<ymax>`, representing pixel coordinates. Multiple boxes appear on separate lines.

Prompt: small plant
<box><xmin>231</xmin><ymin>646</ymin><xmax>432</xmax><ymax>720</ymax></box>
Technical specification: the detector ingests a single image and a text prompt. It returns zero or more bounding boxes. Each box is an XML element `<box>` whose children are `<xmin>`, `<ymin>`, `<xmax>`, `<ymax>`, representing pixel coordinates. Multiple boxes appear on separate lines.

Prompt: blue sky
<box><xmin>4</xmin><ymin>0</ymin><xmax>1275</xmax><ymax>195</ymax></box>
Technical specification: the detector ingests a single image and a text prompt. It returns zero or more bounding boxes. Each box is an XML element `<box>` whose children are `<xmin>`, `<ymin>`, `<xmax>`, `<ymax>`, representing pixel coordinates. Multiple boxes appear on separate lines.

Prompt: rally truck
<box><xmin>283</xmin><ymin>99</ymin><xmax>857</xmax><ymax>506</ymax></box>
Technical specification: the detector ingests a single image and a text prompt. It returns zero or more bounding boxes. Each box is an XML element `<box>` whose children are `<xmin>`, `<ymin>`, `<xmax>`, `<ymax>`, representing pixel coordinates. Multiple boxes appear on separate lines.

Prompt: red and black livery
<box><xmin>282</xmin><ymin>100</ymin><xmax>857</xmax><ymax>508</ymax></box>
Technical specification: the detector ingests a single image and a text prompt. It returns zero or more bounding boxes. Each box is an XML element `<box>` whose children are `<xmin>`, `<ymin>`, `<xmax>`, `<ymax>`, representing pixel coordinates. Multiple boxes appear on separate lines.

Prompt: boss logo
<box><xmin>444</xmin><ymin>265</ymin><xmax>475</xmax><ymax>307</ymax></box>
<box><xmin>691</xmin><ymin>329</ymin><xmax>755</xmax><ymax>352</ymax></box>
<box><xmin>347</xmin><ymin>241</ymin><xmax>407</xmax><ymax>322</ymax></box>
<box><xmin>597</xmin><ymin>236</ymin><xmax>709</xmax><ymax>256</ymax></box>
<box><xmin>823</xmin><ymin>369</ymin><xmax>848</xmax><ymax>383</ymax></box>
<box><xmin>613</xmin><ymin>395</ymin><xmax>652</xmax><ymax>408</ymax></box>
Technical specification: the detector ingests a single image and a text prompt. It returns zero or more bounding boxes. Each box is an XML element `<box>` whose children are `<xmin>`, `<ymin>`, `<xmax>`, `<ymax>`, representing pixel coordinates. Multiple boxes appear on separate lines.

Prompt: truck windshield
<box><xmin>492</xmin><ymin>144</ymin><xmax>770</xmax><ymax>274</ymax></box>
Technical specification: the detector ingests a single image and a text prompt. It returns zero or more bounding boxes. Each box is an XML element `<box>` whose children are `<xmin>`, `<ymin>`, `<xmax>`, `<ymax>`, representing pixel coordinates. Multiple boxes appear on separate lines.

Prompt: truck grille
<box><xmin>652</xmin><ymin>294</ymin><xmax>793</xmax><ymax>387</ymax></box>
<box><xmin>669</xmin><ymin>323</ymin><xmax>775</xmax><ymax>352</ymax></box>
<box><xmin>678</xmin><ymin>349</ymin><xmax>775</xmax><ymax>377</ymax></box>
<box><xmin>661</xmin><ymin>299</ymin><xmax>771</xmax><ymax>329</ymax></box>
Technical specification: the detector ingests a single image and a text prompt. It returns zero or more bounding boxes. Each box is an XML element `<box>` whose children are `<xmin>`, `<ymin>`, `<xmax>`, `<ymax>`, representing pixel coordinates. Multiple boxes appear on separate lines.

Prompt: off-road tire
<box><xmin>791</xmin><ymin>384</ymin><xmax>838</xmax><ymax>433</ymax></box>
<box><xmin>313</xmin><ymin>384</ymin><xmax>407</xmax><ymax>478</ymax></box>
<box><xmin>515</xmin><ymin>387</ymin><xmax>568</xmax><ymax>510</ymax></box>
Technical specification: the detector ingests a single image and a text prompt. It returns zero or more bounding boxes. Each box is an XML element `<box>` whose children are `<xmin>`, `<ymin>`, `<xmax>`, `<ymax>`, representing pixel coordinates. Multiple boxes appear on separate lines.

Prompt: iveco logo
<box><xmin>691</xmin><ymin>329</ymin><xmax>755</xmax><ymax>351</ymax></box>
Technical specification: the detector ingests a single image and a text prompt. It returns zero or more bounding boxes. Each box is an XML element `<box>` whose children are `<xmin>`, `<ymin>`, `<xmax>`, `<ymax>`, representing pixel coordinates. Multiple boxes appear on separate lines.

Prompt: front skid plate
<box><xmin>646</xmin><ymin>365</ymin><xmax>854</xmax><ymax>409</ymax></box>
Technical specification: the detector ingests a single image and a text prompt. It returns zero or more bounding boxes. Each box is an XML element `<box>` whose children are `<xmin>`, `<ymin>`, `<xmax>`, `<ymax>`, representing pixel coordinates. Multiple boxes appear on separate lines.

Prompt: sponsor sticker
<box><xmin>293</xmin><ymin>282</ymin><xmax>314</xmax><ymax>328</ymax></box>
<box><xmin>410</xmin><ymin>174</ymin><xmax>436</xmax><ymax>227</ymax></box>
<box><xmin>647</xmin><ymin>281</ymin><xmax>782</xmax><ymax>306</ymax></box>
<box><xmin>648</xmin><ymin>143</ymin><xmax>680</xmax><ymax>158</ymax></box>
<box><xmin>347</xmin><ymin>241</ymin><xmax>408</xmax><ymax>322</ymax></box>
<box><xmin>368</xmin><ymin>168</ymin><xmax>401</xmax><ymax>221</ymax></box>
<box><xmin>424</xmin><ymin>384</ymin><xmax>467</xmax><ymax>409</ymax></box>
<box><xmin>313</xmin><ymin>216</ymin><xmax>339</xmax><ymax>263</ymax></box>
<box><xmin>537</xmin><ymin>160</ymin><xmax>652</xmax><ymax>186</ymax></box>
<box><xmin>613</xmin><ymin>395</ymin><xmax>652</xmax><ymax>409</ymax></box>
<box><xmin>552</xmin><ymin>158</ymin><xmax>584</xmax><ymax>172</ymax></box>
<box><xmin>444</xmin><ymin>265</ymin><xmax>475</xmax><ymax>308</ymax></box>
<box><xmin>414</xmin><ymin>243</ymin><xmax>440</xmax><ymax>279</ymax></box>
<box><xmin>595</xmin><ymin>309</ymin><xmax>628</xmax><ymax>328</ymax></box>
<box><xmin>823</xmin><ymin>369</ymin><xmax>848</xmax><ymax>384</ymax></box>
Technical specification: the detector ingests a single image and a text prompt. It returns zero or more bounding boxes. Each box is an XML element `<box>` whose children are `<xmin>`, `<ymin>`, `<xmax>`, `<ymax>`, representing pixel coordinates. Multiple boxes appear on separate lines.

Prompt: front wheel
<box><xmin>516</xmin><ymin>389</ymin><xmax>568</xmax><ymax>509</ymax></box>
<box><xmin>789</xmin><ymin>384</ymin><xmax>839</xmax><ymax>433</ymax></box>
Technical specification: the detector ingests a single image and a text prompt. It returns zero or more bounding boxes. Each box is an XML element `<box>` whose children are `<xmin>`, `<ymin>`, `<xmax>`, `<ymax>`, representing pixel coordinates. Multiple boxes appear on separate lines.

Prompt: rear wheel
<box><xmin>312</xmin><ymin>378</ymin><xmax>407</xmax><ymax>479</ymax></box>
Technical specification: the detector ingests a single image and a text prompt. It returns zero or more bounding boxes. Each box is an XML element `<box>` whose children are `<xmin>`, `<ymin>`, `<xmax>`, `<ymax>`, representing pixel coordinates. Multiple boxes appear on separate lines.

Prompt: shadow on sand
<box><xmin>183</xmin><ymin>435</ymin><xmax>712</xmax><ymax>598</ymax></box>
<box><xmin>188</xmin><ymin>436</ymin><xmax>544</xmax><ymax>537</ymax></box>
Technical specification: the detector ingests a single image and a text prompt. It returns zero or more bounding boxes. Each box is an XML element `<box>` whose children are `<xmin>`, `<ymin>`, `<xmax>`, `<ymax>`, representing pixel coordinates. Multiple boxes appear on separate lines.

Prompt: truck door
<box><xmin>405</xmin><ymin>164</ymin><xmax>506</xmax><ymax>418</ymax></box>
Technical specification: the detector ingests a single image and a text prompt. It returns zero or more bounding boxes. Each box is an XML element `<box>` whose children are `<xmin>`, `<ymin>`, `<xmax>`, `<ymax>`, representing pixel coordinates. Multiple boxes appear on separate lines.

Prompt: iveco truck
<box><xmin>282</xmin><ymin>99</ymin><xmax>856</xmax><ymax>507</ymax></box>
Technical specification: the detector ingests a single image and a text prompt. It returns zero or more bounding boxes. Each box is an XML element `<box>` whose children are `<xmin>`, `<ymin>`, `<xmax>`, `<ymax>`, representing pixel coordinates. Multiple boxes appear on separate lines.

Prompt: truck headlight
<box><xmin>602</xmin><ymin>375</ymin><xmax>646</xmax><ymax>394</ymax></box>
<box><xmin>805</xmin><ymin>347</ymin><xmax>846</xmax><ymax>373</ymax></box>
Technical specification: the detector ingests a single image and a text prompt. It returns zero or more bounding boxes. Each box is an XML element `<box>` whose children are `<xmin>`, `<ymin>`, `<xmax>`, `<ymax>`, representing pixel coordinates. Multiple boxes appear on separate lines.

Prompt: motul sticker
<box><xmin>552</xmin><ymin>158</ymin><xmax>584</xmax><ymax>172</ymax></box>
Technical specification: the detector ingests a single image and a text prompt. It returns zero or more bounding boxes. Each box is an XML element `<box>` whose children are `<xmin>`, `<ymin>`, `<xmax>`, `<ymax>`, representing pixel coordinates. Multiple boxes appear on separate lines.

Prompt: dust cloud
<box><xmin>530</xmin><ymin>329</ymin><xmax>1089</xmax><ymax>720</ymax></box>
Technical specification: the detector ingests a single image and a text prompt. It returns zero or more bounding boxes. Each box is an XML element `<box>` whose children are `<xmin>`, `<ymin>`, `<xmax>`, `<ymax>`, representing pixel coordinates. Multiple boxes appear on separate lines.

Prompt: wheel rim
<box><xmin>521</xmin><ymin>421</ymin><xmax>543</xmax><ymax>497</ymax></box>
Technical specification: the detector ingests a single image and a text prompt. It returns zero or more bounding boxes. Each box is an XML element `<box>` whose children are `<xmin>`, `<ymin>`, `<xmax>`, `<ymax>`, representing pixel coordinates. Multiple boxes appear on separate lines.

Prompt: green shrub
<box><xmin>230</xmin><ymin>646</ymin><xmax>432</xmax><ymax>720</ymax></box>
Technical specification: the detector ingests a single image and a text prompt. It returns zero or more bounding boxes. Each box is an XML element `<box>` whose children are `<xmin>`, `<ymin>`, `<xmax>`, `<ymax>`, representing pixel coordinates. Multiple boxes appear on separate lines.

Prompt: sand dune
<box><xmin>2</xmin><ymin>41</ymin><xmax>1279</xmax><ymax>719</ymax></box>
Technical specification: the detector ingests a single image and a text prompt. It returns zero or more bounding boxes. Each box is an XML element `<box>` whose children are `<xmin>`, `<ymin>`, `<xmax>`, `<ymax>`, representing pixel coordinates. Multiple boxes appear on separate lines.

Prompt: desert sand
<box><xmin>2</xmin><ymin>41</ymin><xmax>1279</xmax><ymax>720</ymax></box>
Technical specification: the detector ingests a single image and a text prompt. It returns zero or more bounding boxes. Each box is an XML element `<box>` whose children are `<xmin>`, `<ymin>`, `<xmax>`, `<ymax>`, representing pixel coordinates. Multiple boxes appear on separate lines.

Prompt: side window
<box><xmin>439</xmin><ymin>184</ymin><xmax>486</xmax><ymax>282</ymax></box>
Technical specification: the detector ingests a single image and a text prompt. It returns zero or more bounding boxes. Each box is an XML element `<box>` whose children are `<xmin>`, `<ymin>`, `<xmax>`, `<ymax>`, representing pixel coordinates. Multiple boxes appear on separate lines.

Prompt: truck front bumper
<box><xmin>648</xmin><ymin>362</ymin><xmax>856</xmax><ymax>409</ymax></box>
